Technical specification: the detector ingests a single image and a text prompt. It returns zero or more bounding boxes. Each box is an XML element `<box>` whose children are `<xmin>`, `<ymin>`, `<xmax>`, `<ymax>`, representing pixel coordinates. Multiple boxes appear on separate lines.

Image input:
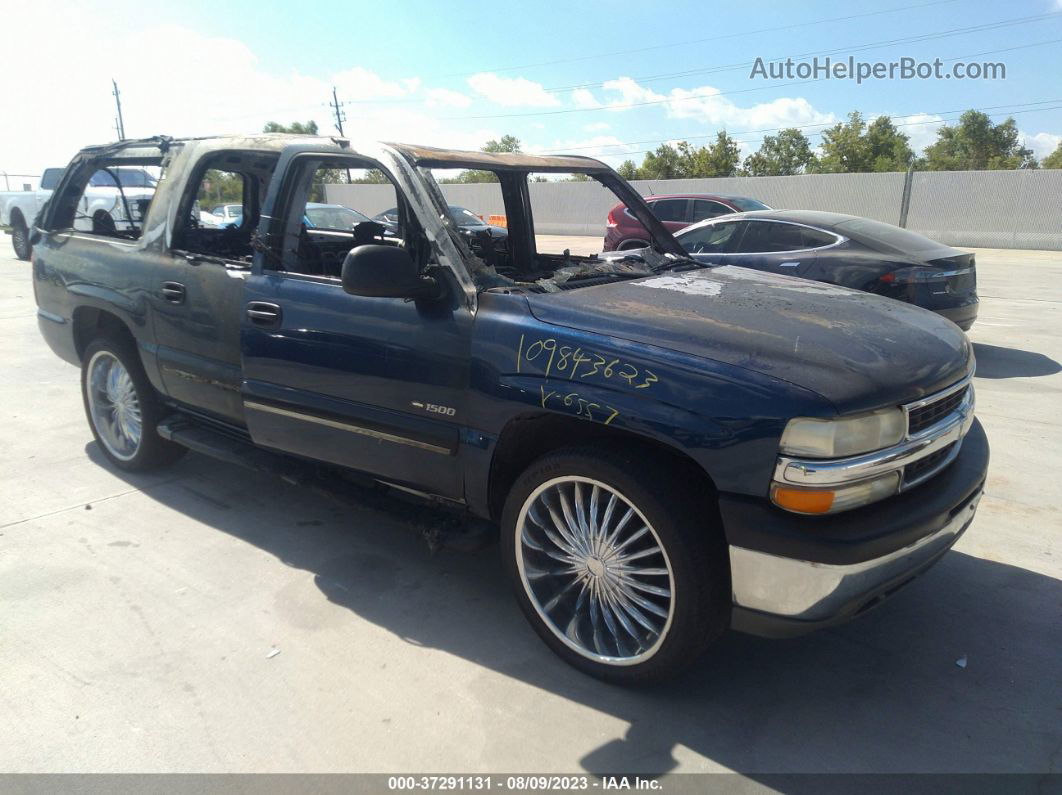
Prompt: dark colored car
<box><xmin>675</xmin><ymin>210</ymin><xmax>979</xmax><ymax>331</ymax></box>
<box><xmin>304</xmin><ymin>202</ymin><xmax>372</xmax><ymax>229</ymax></box>
<box><xmin>375</xmin><ymin>204</ymin><xmax>508</xmax><ymax>242</ymax></box>
<box><xmin>604</xmin><ymin>193</ymin><xmax>770</xmax><ymax>252</ymax></box>
<box><xmin>32</xmin><ymin>136</ymin><xmax>987</xmax><ymax>684</ymax></box>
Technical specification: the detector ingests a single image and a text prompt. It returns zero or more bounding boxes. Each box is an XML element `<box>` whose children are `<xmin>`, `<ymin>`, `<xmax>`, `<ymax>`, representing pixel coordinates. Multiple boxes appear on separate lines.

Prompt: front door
<box><xmin>239</xmin><ymin>150</ymin><xmax>471</xmax><ymax>499</ymax></box>
<box><xmin>725</xmin><ymin>220</ymin><xmax>819</xmax><ymax>278</ymax></box>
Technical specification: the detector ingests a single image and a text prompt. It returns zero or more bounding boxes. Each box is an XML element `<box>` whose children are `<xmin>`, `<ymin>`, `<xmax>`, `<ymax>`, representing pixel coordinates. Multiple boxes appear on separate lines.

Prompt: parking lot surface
<box><xmin>0</xmin><ymin>244</ymin><xmax>1059</xmax><ymax>774</ymax></box>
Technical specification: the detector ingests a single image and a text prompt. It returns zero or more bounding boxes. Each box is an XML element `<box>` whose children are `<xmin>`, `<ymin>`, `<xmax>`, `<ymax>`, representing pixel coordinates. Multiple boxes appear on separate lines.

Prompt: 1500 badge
<box><xmin>411</xmin><ymin>401</ymin><xmax>456</xmax><ymax>417</ymax></box>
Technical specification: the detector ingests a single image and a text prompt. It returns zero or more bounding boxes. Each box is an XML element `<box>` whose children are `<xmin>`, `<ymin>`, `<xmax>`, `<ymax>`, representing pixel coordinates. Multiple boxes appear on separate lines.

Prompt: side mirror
<box><xmin>341</xmin><ymin>244</ymin><xmax>442</xmax><ymax>300</ymax></box>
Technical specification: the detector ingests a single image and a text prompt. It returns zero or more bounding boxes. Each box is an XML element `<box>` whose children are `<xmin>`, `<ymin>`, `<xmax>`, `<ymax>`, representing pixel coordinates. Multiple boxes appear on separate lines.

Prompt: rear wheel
<box><xmin>11</xmin><ymin>215</ymin><xmax>31</xmax><ymax>260</ymax></box>
<box><xmin>619</xmin><ymin>240</ymin><xmax>648</xmax><ymax>251</ymax></box>
<box><xmin>81</xmin><ymin>336</ymin><xmax>185</xmax><ymax>471</ymax></box>
<box><xmin>501</xmin><ymin>447</ymin><xmax>729</xmax><ymax>684</ymax></box>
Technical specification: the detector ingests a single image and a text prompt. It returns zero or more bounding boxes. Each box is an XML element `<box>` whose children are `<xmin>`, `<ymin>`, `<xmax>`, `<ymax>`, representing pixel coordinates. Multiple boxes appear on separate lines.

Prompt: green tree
<box><xmin>744</xmin><ymin>128</ymin><xmax>817</xmax><ymax>176</ymax></box>
<box><xmin>1042</xmin><ymin>141</ymin><xmax>1062</xmax><ymax>169</ymax></box>
<box><xmin>482</xmin><ymin>135</ymin><xmax>522</xmax><ymax>153</ymax></box>
<box><xmin>616</xmin><ymin>160</ymin><xmax>639</xmax><ymax>180</ymax></box>
<box><xmin>864</xmin><ymin>116</ymin><xmax>914</xmax><ymax>172</ymax></box>
<box><xmin>922</xmin><ymin>111</ymin><xmax>1036</xmax><ymax>170</ymax></box>
<box><xmin>700</xmin><ymin>130</ymin><xmax>742</xmax><ymax>177</ymax></box>
<box><xmin>638</xmin><ymin>143</ymin><xmax>685</xmax><ymax>179</ymax></box>
<box><xmin>440</xmin><ymin>135</ymin><xmax>523</xmax><ymax>183</ymax></box>
<box><xmin>817</xmin><ymin>112</ymin><xmax>871</xmax><ymax>173</ymax></box>
<box><xmin>262</xmin><ymin>120</ymin><xmax>319</xmax><ymax>135</ymax></box>
<box><xmin>817</xmin><ymin>112</ymin><xmax>913</xmax><ymax>173</ymax></box>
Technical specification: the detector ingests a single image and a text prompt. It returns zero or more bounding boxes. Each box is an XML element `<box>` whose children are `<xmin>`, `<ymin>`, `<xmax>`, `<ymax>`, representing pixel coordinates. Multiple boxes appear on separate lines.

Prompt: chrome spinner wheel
<box><xmin>85</xmin><ymin>349</ymin><xmax>143</xmax><ymax>462</ymax></box>
<box><xmin>515</xmin><ymin>476</ymin><xmax>676</xmax><ymax>666</ymax></box>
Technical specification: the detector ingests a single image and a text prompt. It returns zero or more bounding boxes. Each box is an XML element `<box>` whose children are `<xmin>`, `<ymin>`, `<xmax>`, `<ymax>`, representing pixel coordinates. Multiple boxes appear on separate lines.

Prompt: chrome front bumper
<box><xmin>730</xmin><ymin>490</ymin><xmax>981</xmax><ymax>625</ymax></box>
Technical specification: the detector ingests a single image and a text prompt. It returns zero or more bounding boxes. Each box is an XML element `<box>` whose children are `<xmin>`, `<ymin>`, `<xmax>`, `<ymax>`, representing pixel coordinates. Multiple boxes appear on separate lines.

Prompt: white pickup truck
<box><xmin>1</xmin><ymin>167</ymin><xmax>65</xmax><ymax>259</ymax></box>
<box><xmin>1</xmin><ymin>166</ymin><xmax>157</xmax><ymax>259</ymax></box>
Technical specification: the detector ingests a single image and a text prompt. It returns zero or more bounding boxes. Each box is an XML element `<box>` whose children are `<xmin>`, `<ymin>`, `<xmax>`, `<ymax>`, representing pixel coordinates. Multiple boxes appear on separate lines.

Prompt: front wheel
<box><xmin>81</xmin><ymin>336</ymin><xmax>185</xmax><ymax>471</ymax></box>
<box><xmin>11</xmin><ymin>217</ymin><xmax>31</xmax><ymax>260</ymax></box>
<box><xmin>501</xmin><ymin>447</ymin><xmax>729</xmax><ymax>684</ymax></box>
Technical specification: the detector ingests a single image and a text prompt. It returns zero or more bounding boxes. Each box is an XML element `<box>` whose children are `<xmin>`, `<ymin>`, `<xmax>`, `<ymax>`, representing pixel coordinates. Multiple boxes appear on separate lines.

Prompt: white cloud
<box><xmin>526</xmin><ymin>136</ymin><xmax>638</xmax><ymax>168</ymax></box>
<box><xmin>571</xmin><ymin>89</ymin><xmax>602</xmax><ymax>109</ymax></box>
<box><xmin>425</xmin><ymin>88</ymin><xmax>473</xmax><ymax>108</ymax></box>
<box><xmin>890</xmin><ymin>113</ymin><xmax>946</xmax><ymax>155</ymax></box>
<box><xmin>0</xmin><ymin>10</ymin><xmax>500</xmax><ymax>174</ymax></box>
<box><xmin>1024</xmin><ymin>130</ymin><xmax>1062</xmax><ymax>160</ymax></box>
<box><xmin>332</xmin><ymin>66</ymin><xmax>418</xmax><ymax>100</ymax></box>
<box><xmin>466</xmin><ymin>73</ymin><xmax>561</xmax><ymax>107</ymax></box>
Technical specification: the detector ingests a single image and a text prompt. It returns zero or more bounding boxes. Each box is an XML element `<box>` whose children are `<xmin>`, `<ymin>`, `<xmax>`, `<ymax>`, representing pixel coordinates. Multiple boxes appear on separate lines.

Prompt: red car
<box><xmin>603</xmin><ymin>193</ymin><xmax>771</xmax><ymax>251</ymax></box>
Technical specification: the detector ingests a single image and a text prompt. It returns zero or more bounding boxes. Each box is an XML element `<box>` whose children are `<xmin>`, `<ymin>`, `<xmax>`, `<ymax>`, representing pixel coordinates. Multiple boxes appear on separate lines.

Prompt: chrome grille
<box><xmin>908</xmin><ymin>386</ymin><xmax>968</xmax><ymax>436</ymax></box>
<box><xmin>904</xmin><ymin>442</ymin><xmax>957</xmax><ymax>486</ymax></box>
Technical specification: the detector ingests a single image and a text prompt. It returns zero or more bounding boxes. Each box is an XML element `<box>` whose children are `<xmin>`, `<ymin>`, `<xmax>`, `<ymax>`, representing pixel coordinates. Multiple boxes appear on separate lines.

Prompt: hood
<box><xmin>525</xmin><ymin>266</ymin><xmax>972</xmax><ymax>413</ymax></box>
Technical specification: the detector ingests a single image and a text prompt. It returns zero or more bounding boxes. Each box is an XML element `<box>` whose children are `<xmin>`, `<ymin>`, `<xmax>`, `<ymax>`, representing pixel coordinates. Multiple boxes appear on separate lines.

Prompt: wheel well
<box><xmin>487</xmin><ymin>412</ymin><xmax>719</xmax><ymax>522</ymax></box>
<box><xmin>72</xmin><ymin>307</ymin><xmax>136</xmax><ymax>361</ymax></box>
<box><xmin>619</xmin><ymin>239</ymin><xmax>648</xmax><ymax>250</ymax></box>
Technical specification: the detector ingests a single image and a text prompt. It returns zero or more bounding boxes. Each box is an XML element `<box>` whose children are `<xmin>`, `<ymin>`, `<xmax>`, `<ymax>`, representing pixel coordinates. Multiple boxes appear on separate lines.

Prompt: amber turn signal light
<box><xmin>770</xmin><ymin>485</ymin><xmax>836</xmax><ymax>515</ymax></box>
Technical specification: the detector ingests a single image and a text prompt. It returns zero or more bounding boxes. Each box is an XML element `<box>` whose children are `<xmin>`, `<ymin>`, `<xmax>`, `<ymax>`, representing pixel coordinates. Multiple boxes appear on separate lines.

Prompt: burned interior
<box><xmin>398</xmin><ymin>146</ymin><xmax>697</xmax><ymax>294</ymax></box>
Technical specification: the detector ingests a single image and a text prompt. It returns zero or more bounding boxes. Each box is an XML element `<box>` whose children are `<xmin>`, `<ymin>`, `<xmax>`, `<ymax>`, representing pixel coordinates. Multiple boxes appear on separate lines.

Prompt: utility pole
<box><xmin>112</xmin><ymin>79</ymin><xmax>126</xmax><ymax>141</ymax></box>
<box><xmin>330</xmin><ymin>86</ymin><xmax>351</xmax><ymax>183</ymax></box>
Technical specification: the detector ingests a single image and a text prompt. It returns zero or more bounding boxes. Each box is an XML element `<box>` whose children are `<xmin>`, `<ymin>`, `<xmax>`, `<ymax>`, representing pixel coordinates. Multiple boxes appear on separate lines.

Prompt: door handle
<box><xmin>779</xmin><ymin>261</ymin><xmax>801</xmax><ymax>268</ymax></box>
<box><xmin>246</xmin><ymin>301</ymin><xmax>282</xmax><ymax>326</ymax></box>
<box><xmin>160</xmin><ymin>281</ymin><xmax>186</xmax><ymax>303</ymax></box>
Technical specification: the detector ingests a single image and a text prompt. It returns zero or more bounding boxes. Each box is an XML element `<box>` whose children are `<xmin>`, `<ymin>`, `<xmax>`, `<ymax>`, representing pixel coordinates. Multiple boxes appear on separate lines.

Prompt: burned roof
<box><xmin>385</xmin><ymin>143</ymin><xmax>611</xmax><ymax>172</ymax></box>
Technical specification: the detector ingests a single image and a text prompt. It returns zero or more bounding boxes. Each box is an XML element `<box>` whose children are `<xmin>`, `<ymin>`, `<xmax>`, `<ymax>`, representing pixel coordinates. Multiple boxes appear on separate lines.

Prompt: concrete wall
<box><xmin>326</xmin><ymin>169</ymin><xmax>1062</xmax><ymax>250</ymax></box>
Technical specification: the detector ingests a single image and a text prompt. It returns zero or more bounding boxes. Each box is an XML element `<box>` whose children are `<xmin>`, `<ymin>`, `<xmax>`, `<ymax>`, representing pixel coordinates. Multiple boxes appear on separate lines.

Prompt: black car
<box><xmin>374</xmin><ymin>204</ymin><xmax>508</xmax><ymax>251</ymax></box>
<box><xmin>675</xmin><ymin>210</ymin><xmax>978</xmax><ymax>330</ymax></box>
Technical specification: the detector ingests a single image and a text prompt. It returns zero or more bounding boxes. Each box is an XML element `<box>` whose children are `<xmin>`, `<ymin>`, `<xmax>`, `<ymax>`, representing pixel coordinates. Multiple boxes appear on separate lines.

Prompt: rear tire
<box><xmin>501</xmin><ymin>446</ymin><xmax>729</xmax><ymax>684</ymax></box>
<box><xmin>81</xmin><ymin>336</ymin><xmax>185</xmax><ymax>471</ymax></box>
<box><xmin>619</xmin><ymin>240</ymin><xmax>648</xmax><ymax>251</ymax></box>
<box><xmin>11</xmin><ymin>216</ymin><xmax>31</xmax><ymax>260</ymax></box>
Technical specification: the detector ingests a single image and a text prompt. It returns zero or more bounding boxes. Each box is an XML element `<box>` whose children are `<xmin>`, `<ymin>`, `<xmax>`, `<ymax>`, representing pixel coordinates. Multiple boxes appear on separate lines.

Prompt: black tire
<box><xmin>619</xmin><ymin>240</ymin><xmax>648</xmax><ymax>251</ymax></box>
<box><xmin>501</xmin><ymin>446</ymin><xmax>729</xmax><ymax>685</ymax></box>
<box><xmin>81</xmin><ymin>335</ymin><xmax>186</xmax><ymax>471</ymax></box>
<box><xmin>11</xmin><ymin>215</ymin><xmax>31</xmax><ymax>260</ymax></box>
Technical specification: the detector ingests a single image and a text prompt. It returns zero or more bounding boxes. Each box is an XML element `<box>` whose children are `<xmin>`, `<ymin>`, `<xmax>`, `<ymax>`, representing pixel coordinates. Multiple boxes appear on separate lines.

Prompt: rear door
<box><xmin>689</xmin><ymin>198</ymin><xmax>736</xmax><ymax>224</ymax></box>
<box><xmin>647</xmin><ymin>198</ymin><xmax>691</xmax><ymax>234</ymax></box>
<box><xmin>240</xmin><ymin>148</ymin><xmax>470</xmax><ymax>499</ymax></box>
<box><xmin>151</xmin><ymin>149</ymin><xmax>279</xmax><ymax>424</ymax></box>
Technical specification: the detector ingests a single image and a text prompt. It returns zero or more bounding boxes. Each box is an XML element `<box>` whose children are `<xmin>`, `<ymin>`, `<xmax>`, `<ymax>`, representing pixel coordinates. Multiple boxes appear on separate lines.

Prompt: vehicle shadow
<box><xmin>972</xmin><ymin>342</ymin><xmax>1061</xmax><ymax>379</ymax></box>
<box><xmin>89</xmin><ymin>443</ymin><xmax>1062</xmax><ymax>775</ymax></box>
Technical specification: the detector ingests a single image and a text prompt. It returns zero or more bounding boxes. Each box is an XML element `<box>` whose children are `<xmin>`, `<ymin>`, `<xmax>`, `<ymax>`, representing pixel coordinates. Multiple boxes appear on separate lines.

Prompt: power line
<box><xmin>338</xmin><ymin>10</ymin><xmax>1060</xmax><ymax>109</ymax></box>
<box><xmin>540</xmin><ymin>14</ymin><xmax>1062</xmax><ymax>94</ymax></box>
<box><xmin>438</xmin><ymin>0</ymin><xmax>965</xmax><ymax>77</ymax></box>
<box><xmin>442</xmin><ymin>12</ymin><xmax>1062</xmax><ymax>120</ymax></box>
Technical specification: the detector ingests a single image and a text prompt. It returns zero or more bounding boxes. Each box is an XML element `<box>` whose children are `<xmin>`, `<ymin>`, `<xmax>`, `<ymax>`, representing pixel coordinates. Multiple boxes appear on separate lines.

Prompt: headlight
<box><xmin>779</xmin><ymin>408</ymin><xmax>905</xmax><ymax>458</ymax></box>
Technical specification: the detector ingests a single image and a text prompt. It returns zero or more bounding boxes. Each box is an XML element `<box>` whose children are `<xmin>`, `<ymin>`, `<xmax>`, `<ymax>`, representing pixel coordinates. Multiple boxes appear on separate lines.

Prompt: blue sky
<box><xmin>4</xmin><ymin>0</ymin><xmax>1061</xmax><ymax>175</ymax></box>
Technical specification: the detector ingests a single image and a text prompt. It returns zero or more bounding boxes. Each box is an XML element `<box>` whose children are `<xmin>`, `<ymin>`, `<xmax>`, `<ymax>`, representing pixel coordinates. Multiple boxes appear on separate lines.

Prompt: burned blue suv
<box><xmin>31</xmin><ymin>135</ymin><xmax>988</xmax><ymax>683</ymax></box>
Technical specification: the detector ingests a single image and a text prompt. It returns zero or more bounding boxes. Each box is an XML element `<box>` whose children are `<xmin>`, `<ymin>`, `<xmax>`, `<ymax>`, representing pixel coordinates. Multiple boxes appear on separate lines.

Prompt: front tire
<box><xmin>81</xmin><ymin>336</ymin><xmax>185</xmax><ymax>471</ymax></box>
<box><xmin>11</xmin><ymin>216</ymin><xmax>31</xmax><ymax>260</ymax></box>
<box><xmin>501</xmin><ymin>447</ymin><xmax>729</xmax><ymax>684</ymax></box>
